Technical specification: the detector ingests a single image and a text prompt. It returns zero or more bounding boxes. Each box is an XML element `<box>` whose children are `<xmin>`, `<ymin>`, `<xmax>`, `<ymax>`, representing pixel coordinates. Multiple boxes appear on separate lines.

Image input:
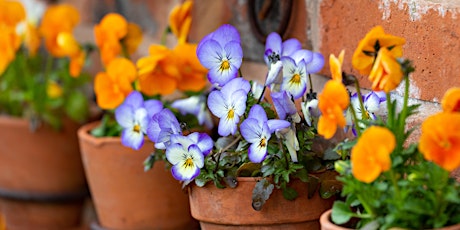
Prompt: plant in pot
<box><xmin>140</xmin><ymin>24</ymin><xmax>346</xmax><ymax>229</ymax></box>
<box><xmin>0</xmin><ymin>1</ymin><xmax>94</xmax><ymax>228</ymax></box>
<box><xmin>77</xmin><ymin>1</ymin><xmax>207</xmax><ymax>229</ymax></box>
<box><xmin>319</xmin><ymin>26</ymin><xmax>460</xmax><ymax>230</ymax></box>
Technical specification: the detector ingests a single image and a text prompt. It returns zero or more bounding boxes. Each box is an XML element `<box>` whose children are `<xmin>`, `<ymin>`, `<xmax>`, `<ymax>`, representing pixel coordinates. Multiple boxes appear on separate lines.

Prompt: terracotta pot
<box><xmin>78</xmin><ymin>121</ymin><xmax>198</xmax><ymax>230</ymax></box>
<box><xmin>0</xmin><ymin>116</ymin><xmax>88</xmax><ymax>229</ymax></box>
<box><xmin>189</xmin><ymin>177</ymin><xmax>335</xmax><ymax>229</ymax></box>
<box><xmin>319</xmin><ymin>209</ymin><xmax>460</xmax><ymax>230</ymax></box>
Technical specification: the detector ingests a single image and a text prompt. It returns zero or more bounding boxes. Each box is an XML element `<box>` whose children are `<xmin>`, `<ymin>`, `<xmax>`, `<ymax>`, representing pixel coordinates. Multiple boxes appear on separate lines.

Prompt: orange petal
<box><xmin>441</xmin><ymin>87</ymin><xmax>460</xmax><ymax>113</ymax></box>
<box><xmin>99</xmin><ymin>13</ymin><xmax>128</xmax><ymax>39</ymax></box>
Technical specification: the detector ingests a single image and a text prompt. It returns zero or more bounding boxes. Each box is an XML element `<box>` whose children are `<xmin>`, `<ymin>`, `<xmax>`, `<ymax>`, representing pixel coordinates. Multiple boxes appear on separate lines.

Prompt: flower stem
<box><xmin>386</xmin><ymin>92</ymin><xmax>393</xmax><ymax>128</ymax></box>
<box><xmin>308</xmin><ymin>73</ymin><xmax>314</xmax><ymax>94</ymax></box>
<box><xmin>398</xmin><ymin>76</ymin><xmax>410</xmax><ymax>141</ymax></box>
<box><xmin>161</xmin><ymin>26</ymin><xmax>170</xmax><ymax>46</ymax></box>
<box><xmin>349</xmin><ymin>103</ymin><xmax>361</xmax><ymax>137</ymax></box>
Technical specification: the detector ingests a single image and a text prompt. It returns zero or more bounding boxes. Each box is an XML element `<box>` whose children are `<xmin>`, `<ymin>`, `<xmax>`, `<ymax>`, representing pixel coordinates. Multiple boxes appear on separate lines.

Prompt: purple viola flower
<box><xmin>171</xmin><ymin>95</ymin><xmax>214</xmax><ymax>129</ymax></box>
<box><xmin>166</xmin><ymin>133</ymin><xmax>211</xmax><ymax>181</ymax></box>
<box><xmin>115</xmin><ymin>91</ymin><xmax>163</xmax><ymax>150</ymax></box>
<box><xmin>345</xmin><ymin>91</ymin><xmax>385</xmax><ymax>135</ymax></box>
<box><xmin>264</xmin><ymin>32</ymin><xmax>302</xmax><ymax>86</ymax></box>
<box><xmin>207</xmin><ymin>78</ymin><xmax>250</xmax><ymax>136</ymax></box>
<box><xmin>197</xmin><ymin>24</ymin><xmax>243</xmax><ymax>87</ymax></box>
<box><xmin>271</xmin><ymin>91</ymin><xmax>298</xmax><ymax>120</ymax></box>
<box><xmin>280</xmin><ymin>49</ymin><xmax>311</xmax><ymax>99</ymax></box>
<box><xmin>306</xmin><ymin>52</ymin><xmax>325</xmax><ymax>74</ymax></box>
<box><xmin>240</xmin><ymin>104</ymin><xmax>290</xmax><ymax>163</ymax></box>
<box><xmin>146</xmin><ymin>108</ymin><xmax>182</xmax><ymax>149</ymax></box>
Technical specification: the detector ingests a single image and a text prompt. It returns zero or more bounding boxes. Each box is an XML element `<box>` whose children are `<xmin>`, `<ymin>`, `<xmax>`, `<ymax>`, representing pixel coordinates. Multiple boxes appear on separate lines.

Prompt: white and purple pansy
<box><xmin>240</xmin><ymin>104</ymin><xmax>290</xmax><ymax>163</ymax></box>
<box><xmin>166</xmin><ymin>133</ymin><xmax>213</xmax><ymax>181</ymax></box>
<box><xmin>207</xmin><ymin>78</ymin><xmax>250</xmax><ymax>137</ymax></box>
<box><xmin>115</xmin><ymin>91</ymin><xmax>163</xmax><ymax>150</ymax></box>
<box><xmin>146</xmin><ymin>108</ymin><xmax>182</xmax><ymax>149</ymax></box>
<box><xmin>196</xmin><ymin>24</ymin><xmax>243</xmax><ymax>87</ymax></box>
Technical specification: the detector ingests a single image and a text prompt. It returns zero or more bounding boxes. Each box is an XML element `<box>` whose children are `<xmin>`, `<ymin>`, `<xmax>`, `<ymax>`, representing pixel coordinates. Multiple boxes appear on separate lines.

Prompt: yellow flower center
<box><xmin>289</xmin><ymin>74</ymin><xmax>301</xmax><ymax>85</ymax></box>
<box><xmin>133</xmin><ymin>124</ymin><xmax>141</xmax><ymax>133</ymax></box>
<box><xmin>227</xmin><ymin>108</ymin><xmax>235</xmax><ymax>120</ymax></box>
<box><xmin>220</xmin><ymin>60</ymin><xmax>230</xmax><ymax>72</ymax></box>
<box><xmin>184</xmin><ymin>158</ymin><xmax>194</xmax><ymax>168</ymax></box>
<box><xmin>258</xmin><ymin>137</ymin><xmax>267</xmax><ymax>148</ymax></box>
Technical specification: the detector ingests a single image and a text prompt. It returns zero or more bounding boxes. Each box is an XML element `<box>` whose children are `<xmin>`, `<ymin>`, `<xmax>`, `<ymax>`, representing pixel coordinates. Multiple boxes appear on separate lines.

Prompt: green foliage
<box><xmin>0</xmin><ymin>47</ymin><xmax>92</xmax><ymax>130</ymax></box>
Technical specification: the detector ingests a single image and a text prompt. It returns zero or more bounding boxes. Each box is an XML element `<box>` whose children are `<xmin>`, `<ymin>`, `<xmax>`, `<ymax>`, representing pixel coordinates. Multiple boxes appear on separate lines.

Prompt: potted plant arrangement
<box><xmin>139</xmin><ymin>23</ymin><xmax>344</xmax><ymax>229</ymax></box>
<box><xmin>77</xmin><ymin>1</ymin><xmax>204</xmax><ymax>229</ymax></box>
<box><xmin>0</xmin><ymin>1</ymin><xmax>93</xmax><ymax>228</ymax></box>
<box><xmin>318</xmin><ymin>26</ymin><xmax>460</xmax><ymax>229</ymax></box>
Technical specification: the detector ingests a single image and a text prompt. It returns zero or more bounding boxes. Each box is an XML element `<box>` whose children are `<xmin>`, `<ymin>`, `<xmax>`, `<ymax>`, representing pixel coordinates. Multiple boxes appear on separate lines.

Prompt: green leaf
<box><xmin>65</xmin><ymin>91</ymin><xmax>89</xmax><ymax>122</ymax></box>
<box><xmin>282</xmin><ymin>186</ymin><xmax>298</xmax><ymax>201</ymax></box>
<box><xmin>331</xmin><ymin>201</ymin><xmax>354</xmax><ymax>225</ymax></box>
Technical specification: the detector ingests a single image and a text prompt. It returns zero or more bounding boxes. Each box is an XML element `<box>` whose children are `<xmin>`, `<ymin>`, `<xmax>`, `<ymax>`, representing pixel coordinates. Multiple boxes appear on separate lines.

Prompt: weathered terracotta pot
<box><xmin>189</xmin><ymin>177</ymin><xmax>335</xmax><ymax>229</ymax></box>
<box><xmin>78</xmin><ymin>121</ymin><xmax>198</xmax><ymax>230</ymax></box>
<box><xmin>0</xmin><ymin>116</ymin><xmax>88</xmax><ymax>229</ymax></box>
<box><xmin>319</xmin><ymin>209</ymin><xmax>460</xmax><ymax>230</ymax></box>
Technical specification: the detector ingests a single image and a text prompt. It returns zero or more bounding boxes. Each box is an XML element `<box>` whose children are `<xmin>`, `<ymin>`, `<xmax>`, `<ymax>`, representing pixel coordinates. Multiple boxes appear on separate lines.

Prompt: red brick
<box><xmin>314</xmin><ymin>0</ymin><xmax>460</xmax><ymax>102</ymax></box>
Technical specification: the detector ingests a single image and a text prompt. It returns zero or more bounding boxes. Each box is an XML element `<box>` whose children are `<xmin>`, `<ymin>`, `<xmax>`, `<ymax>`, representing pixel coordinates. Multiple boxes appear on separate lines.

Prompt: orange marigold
<box><xmin>368</xmin><ymin>48</ymin><xmax>403</xmax><ymax>93</ymax></box>
<box><xmin>94</xmin><ymin>58</ymin><xmax>137</xmax><ymax>109</ymax></box>
<box><xmin>352</xmin><ymin>25</ymin><xmax>405</xmax><ymax>75</ymax></box>
<box><xmin>318</xmin><ymin>80</ymin><xmax>350</xmax><ymax>139</ymax></box>
<box><xmin>168</xmin><ymin>0</ymin><xmax>192</xmax><ymax>44</ymax></box>
<box><xmin>441</xmin><ymin>87</ymin><xmax>460</xmax><ymax>113</ymax></box>
<box><xmin>351</xmin><ymin>126</ymin><xmax>395</xmax><ymax>183</ymax></box>
<box><xmin>419</xmin><ymin>112</ymin><xmax>460</xmax><ymax>171</ymax></box>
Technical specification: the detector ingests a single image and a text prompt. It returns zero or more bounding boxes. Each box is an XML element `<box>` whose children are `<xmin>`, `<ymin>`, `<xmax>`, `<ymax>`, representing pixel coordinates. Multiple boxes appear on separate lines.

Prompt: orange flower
<box><xmin>351</xmin><ymin>126</ymin><xmax>395</xmax><ymax>183</ymax></box>
<box><xmin>137</xmin><ymin>45</ymin><xmax>181</xmax><ymax>96</ymax></box>
<box><xmin>94</xmin><ymin>58</ymin><xmax>137</xmax><ymax>109</ymax></box>
<box><xmin>441</xmin><ymin>87</ymin><xmax>460</xmax><ymax>113</ymax></box>
<box><xmin>0</xmin><ymin>0</ymin><xmax>26</xmax><ymax>27</ymax></box>
<box><xmin>0</xmin><ymin>24</ymin><xmax>21</xmax><ymax>75</ymax></box>
<box><xmin>173</xmin><ymin>43</ymin><xmax>207</xmax><ymax>92</ymax></box>
<box><xmin>69</xmin><ymin>50</ymin><xmax>85</xmax><ymax>77</ymax></box>
<box><xmin>24</xmin><ymin>22</ymin><xmax>40</xmax><ymax>56</ymax></box>
<box><xmin>318</xmin><ymin>80</ymin><xmax>350</xmax><ymax>139</ymax></box>
<box><xmin>352</xmin><ymin>26</ymin><xmax>405</xmax><ymax>75</ymax></box>
<box><xmin>168</xmin><ymin>0</ymin><xmax>192</xmax><ymax>44</ymax></box>
<box><xmin>39</xmin><ymin>4</ymin><xmax>80</xmax><ymax>57</ymax></box>
<box><xmin>368</xmin><ymin>48</ymin><xmax>403</xmax><ymax>93</ymax></box>
<box><xmin>94</xmin><ymin>13</ymin><xmax>128</xmax><ymax>66</ymax></box>
<box><xmin>330</xmin><ymin>50</ymin><xmax>345</xmax><ymax>82</ymax></box>
<box><xmin>124</xmin><ymin>22</ymin><xmax>143</xmax><ymax>55</ymax></box>
<box><xmin>419</xmin><ymin>112</ymin><xmax>460</xmax><ymax>171</ymax></box>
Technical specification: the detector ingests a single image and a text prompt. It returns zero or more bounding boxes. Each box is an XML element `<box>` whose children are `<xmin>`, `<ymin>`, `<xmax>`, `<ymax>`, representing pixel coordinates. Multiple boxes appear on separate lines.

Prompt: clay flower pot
<box><xmin>189</xmin><ymin>177</ymin><xmax>335</xmax><ymax>229</ymax></box>
<box><xmin>78</xmin><ymin>121</ymin><xmax>198</xmax><ymax>230</ymax></box>
<box><xmin>319</xmin><ymin>209</ymin><xmax>460</xmax><ymax>230</ymax></box>
<box><xmin>0</xmin><ymin>116</ymin><xmax>88</xmax><ymax>229</ymax></box>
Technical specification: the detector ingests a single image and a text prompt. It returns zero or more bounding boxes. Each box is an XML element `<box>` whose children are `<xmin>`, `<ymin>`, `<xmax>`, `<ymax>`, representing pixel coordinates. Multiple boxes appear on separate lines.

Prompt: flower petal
<box><xmin>115</xmin><ymin>104</ymin><xmax>134</xmax><ymax>128</ymax></box>
<box><xmin>267</xmin><ymin>119</ymin><xmax>290</xmax><ymax>133</ymax></box>
<box><xmin>248</xmin><ymin>142</ymin><xmax>267</xmax><ymax>163</ymax></box>
<box><xmin>207</xmin><ymin>90</ymin><xmax>227</xmax><ymax>118</ymax></box>
<box><xmin>306</xmin><ymin>52</ymin><xmax>325</xmax><ymax>74</ymax></box>
<box><xmin>121</xmin><ymin>129</ymin><xmax>144</xmax><ymax>150</ymax></box>
<box><xmin>240</xmin><ymin>118</ymin><xmax>262</xmax><ymax>143</ymax></box>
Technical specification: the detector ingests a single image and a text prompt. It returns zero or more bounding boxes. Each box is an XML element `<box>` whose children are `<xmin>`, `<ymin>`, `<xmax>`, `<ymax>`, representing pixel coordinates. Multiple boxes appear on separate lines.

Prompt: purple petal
<box><xmin>248</xmin><ymin>143</ymin><xmax>267</xmax><ymax>163</ymax></box>
<box><xmin>207</xmin><ymin>90</ymin><xmax>227</xmax><ymax>118</ymax></box>
<box><xmin>187</xmin><ymin>132</ymin><xmax>213</xmax><ymax>156</ymax></box>
<box><xmin>171</xmin><ymin>162</ymin><xmax>200</xmax><ymax>181</ymax></box>
<box><xmin>122</xmin><ymin>91</ymin><xmax>144</xmax><ymax>109</ymax></box>
<box><xmin>121</xmin><ymin>129</ymin><xmax>144</xmax><ymax>150</ymax></box>
<box><xmin>282</xmin><ymin>38</ymin><xmax>302</xmax><ymax>57</ymax></box>
<box><xmin>171</xmin><ymin>96</ymin><xmax>200</xmax><ymax>115</ymax></box>
<box><xmin>240</xmin><ymin>118</ymin><xmax>262</xmax><ymax>143</ymax></box>
<box><xmin>271</xmin><ymin>91</ymin><xmax>296</xmax><ymax>120</ymax></box>
<box><xmin>364</xmin><ymin>92</ymin><xmax>381</xmax><ymax>112</ymax></box>
<box><xmin>165</xmin><ymin>143</ymin><xmax>184</xmax><ymax>165</ymax></box>
<box><xmin>217</xmin><ymin>114</ymin><xmax>239</xmax><ymax>136</ymax></box>
<box><xmin>264</xmin><ymin>32</ymin><xmax>282</xmax><ymax>64</ymax></box>
<box><xmin>266</xmin><ymin>61</ymin><xmax>283</xmax><ymax>86</ymax></box>
<box><xmin>147</xmin><ymin>116</ymin><xmax>161</xmax><ymax>143</ymax></box>
<box><xmin>115</xmin><ymin>104</ymin><xmax>134</xmax><ymax>128</ymax></box>
<box><xmin>144</xmin><ymin>99</ymin><xmax>163</xmax><ymax>118</ymax></box>
<box><xmin>306</xmin><ymin>52</ymin><xmax>325</xmax><ymax>74</ymax></box>
<box><xmin>224</xmin><ymin>41</ymin><xmax>243</xmax><ymax>69</ymax></box>
<box><xmin>267</xmin><ymin>119</ymin><xmax>290</xmax><ymax>133</ymax></box>
<box><xmin>231</xmin><ymin>90</ymin><xmax>248</xmax><ymax>116</ymax></box>
<box><xmin>197</xmin><ymin>39</ymin><xmax>222</xmax><ymax>69</ymax></box>
<box><xmin>291</xmin><ymin>49</ymin><xmax>313</xmax><ymax>64</ymax></box>
<box><xmin>247</xmin><ymin>104</ymin><xmax>267</xmax><ymax>122</ymax></box>
<box><xmin>221</xmin><ymin>77</ymin><xmax>251</xmax><ymax>97</ymax></box>
<box><xmin>211</xmin><ymin>24</ymin><xmax>241</xmax><ymax>47</ymax></box>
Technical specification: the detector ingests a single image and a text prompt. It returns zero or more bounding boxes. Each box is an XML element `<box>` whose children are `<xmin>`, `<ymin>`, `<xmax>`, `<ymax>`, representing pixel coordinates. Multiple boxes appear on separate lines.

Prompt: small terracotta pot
<box><xmin>189</xmin><ymin>177</ymin><xmax>335</xmax><ymax>229</ymax></box>
<box><xmin>78</xmin><ymin>121</ymin><xmax>198</xmax><ymax>230</ymax></box>
<box><xmin>319</xmin><ymin>209</ymin><xmax>460</xmax><ymax>230</ymax></box>
<box><xmin>0</xmin><ymin>116</ymin><xmax>88</xmax><ymax>229</ymax></box>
